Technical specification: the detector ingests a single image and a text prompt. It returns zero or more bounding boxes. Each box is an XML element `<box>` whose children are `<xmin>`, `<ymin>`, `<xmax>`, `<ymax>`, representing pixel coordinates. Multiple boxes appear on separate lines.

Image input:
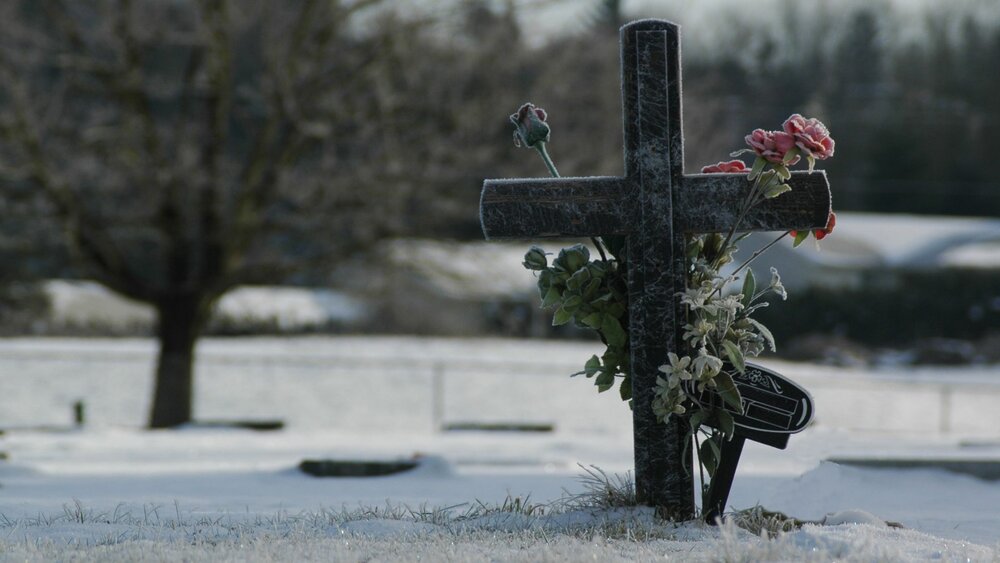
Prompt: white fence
<box><xmin>1</xmin><ymin>337</ymin><xmax>999</xmax><ymax>438</ymax></box>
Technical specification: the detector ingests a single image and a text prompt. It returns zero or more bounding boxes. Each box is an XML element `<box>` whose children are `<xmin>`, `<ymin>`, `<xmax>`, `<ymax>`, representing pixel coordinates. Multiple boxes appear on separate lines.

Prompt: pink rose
<box><xmin>783</xmin><ymin>114</ymin><xmax>835</xmax><ymax>160</ymax></box>
<box><xmin>744</xmin><ymin>129</ymin><xmax>800</xmax><ymax>165</ymax></box>
<box><xmin>701</xmin><ymin>159</ymin><xmax>749</xmax><ymax>174</ymax></box>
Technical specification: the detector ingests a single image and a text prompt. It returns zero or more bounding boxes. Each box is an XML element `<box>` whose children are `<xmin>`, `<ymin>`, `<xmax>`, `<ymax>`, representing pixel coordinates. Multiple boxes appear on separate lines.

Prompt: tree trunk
<box><xmin>149</xmin><ymin>296</ymin><xmax>204</xmax><ymax>428</ymax></box>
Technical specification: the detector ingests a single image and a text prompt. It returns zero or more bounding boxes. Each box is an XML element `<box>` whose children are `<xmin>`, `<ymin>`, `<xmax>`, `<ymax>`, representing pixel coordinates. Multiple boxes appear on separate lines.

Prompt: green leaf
<box><xmin>584</xmin><ymin>355</ymin><xmax>601</xmax><ymax>377</ymax></box>
<box><xmin>552</xmin><ymin>306</ymin><xmax>572</xmax><ymax>326</ymax></box>
<box><xmin>595</xmin><ymin>369</ymin><xmax>614</xmax><ymax>392</ymax></box>
<box><xmin>717</xmin><ymin>410</ymin><xmax>735</xmax><ymax>440</ymax></box>
<box><xmin>806</xmin><ymin>154</ymin><xmax>816</xmax><ymax>172</ymax></box>
<box><xmin>687</xmin><ymin>237</ymin><xmax>704</xmax><ymax>260</ymax></box>
<box><xmin>689</xmin><ymin>410</ymin><xmax>708</xmax><ymax>433</ymax></box>
<box><xmin>602</xmin><ymin>348</ymin><xmax>621</xmax><ymax>366</ymax></box>
<box><xmin>581</xmin><ymin>312</ymin><xmax>604</xmax><ymax>329</ymax></box>
<box><xmin>619</xmin><ymin>375</ymin><xmax>632</xmax><ymax>401</ymax></box>
<box><xmin>606</xmin><ymin>303</ymin><xmax>626</xmax><ymax>319</ymax></box>
<box><xmin>764</xmin><ymin>182</ymin><xmax>792</xmax><ymax>199</ymax></box>
<box><xmin>721</xmin><ymin>340</ymin><xmax>746</xmax><ymax>373</ymax></box>
<box><xmin>541</xmin><ymin>286</ymin><xmax>561</xmax><ymax>308</ymax></box>
<box><xmin>714</xmin><ymin>371</ymin><xmax>744</xmax><ymax>414</ymax></box>
<box><xmin>740</xmin><ymin>269</ymin><xmax>756</xmax><ymax>308</ymax></box>
<box><xmin>748</xmin><ymin>318</ymin><xmax>776</xmax><ymax>353</ymax></box>
<box><xmin>582</xmin><ymin>278</ymin><xmax>602</xmax><ymax>300</ymax></box>
<box><xmin>700</xmin><ymin>438</ymin><xmax>720</xmax><ymax>478</ymax></box>
<box><xmin>773</xmin><ymin>164</ymin><xmax>791</xmax><ymax>180</ymax></box>
<box><xmin>782</xmin><ymin>147</ymin><xmax>800</xmax><ymax>164</ymax></box>
<box><xmin>792</xmin><ymin>230</ymin><xmax>810</xmax><ymax>248</ymax></box>
<box><xmin>562</xmin><ymin>294</ymin><xmax>584</xmax><ymax>313</ymax></box>
<box><xmin>601</xmin><ymin>316</ymin><xmax>627</xmax><ymax>348</ymax></box>
<box><xmin>537</xmin><ymin>268</ymin><xmax>554</xmax><ymax>289</ymax></box>
<box><xmin>566</xmin><ymin>267</ymin><xmax>591</xmax><ymax>291</ymax></box>
<box><xmin>748</xmin><ymin>156</ymin><xmax>766</xmax><ymax>181</ymax></box>
<box><xmin>593</xmin><ymin>292</ymin><xmax>614</xmax><ymax>304</ymax></box>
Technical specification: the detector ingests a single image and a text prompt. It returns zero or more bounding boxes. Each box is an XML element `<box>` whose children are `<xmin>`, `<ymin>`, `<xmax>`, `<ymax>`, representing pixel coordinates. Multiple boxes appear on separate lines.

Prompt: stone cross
<box><xmin>479</xmin><ymin>19</ymin><xmax>831</xmax><ymax>518</ymax></box>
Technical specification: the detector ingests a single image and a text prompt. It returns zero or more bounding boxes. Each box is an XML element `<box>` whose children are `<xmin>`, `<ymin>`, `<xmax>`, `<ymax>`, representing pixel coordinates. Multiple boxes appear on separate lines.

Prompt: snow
<box><xmin>939</xmin><ymin>241</ymin><xmax>1000</xmax><ymax>269</ymax></box>
<box><xmin>44</xmin><ymin>280</ymin><xmax>154</xmax><ymax>329</ymax></box>
<box><xmin>1</xmin><ymin>336</ymin><xmax>1000</xmax><ymax>560</ymax></box>
<box><xmin>43</xmin><ymin>281</ymin><xmax>368</xmax><ymax>332</ymax></box>
<box><xmin>384</xmin><ymin>239</ymin><xmax>542</xmax><ymax>300</ymax></box>
<box><xmin>213</xmin><ymin>287</ymin><xmax>367</xmax><ymax>328</ymax></box>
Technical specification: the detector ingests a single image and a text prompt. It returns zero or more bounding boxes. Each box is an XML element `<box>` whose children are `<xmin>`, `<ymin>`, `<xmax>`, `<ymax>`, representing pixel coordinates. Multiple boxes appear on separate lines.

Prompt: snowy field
<box><xmin>2</xmin><ymin>336</ymin><xmax>1000</xmax><ymax>560</ymax></box>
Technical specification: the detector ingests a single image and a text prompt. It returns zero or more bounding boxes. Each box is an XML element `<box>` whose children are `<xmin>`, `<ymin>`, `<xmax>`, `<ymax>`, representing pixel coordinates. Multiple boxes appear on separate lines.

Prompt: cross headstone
<box><xmin>480</xmin><ymin>19</ymin><xmax>831</xmax><ymax>518</ymax></box>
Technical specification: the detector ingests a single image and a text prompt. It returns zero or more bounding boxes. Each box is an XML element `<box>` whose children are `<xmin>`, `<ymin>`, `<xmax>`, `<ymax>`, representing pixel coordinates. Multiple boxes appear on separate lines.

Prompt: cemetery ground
<box><xmin>1</xmin><ymin>337</ymin><xmax>999</xmax><ymax>560</ymax></box>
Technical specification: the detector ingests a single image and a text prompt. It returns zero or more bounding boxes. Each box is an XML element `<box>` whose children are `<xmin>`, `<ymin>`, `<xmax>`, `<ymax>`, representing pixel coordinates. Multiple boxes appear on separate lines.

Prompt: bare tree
<box><xmin>0</xmin><ymin>0</ymin><xmax>403</xmax><ymax>427</ymax></box>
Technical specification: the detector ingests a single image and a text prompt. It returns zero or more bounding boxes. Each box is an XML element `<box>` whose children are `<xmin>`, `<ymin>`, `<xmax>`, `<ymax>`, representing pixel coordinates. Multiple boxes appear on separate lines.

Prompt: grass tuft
<box><xmin>558</xmin><ymin>464</ymin><xmax>637</xmax><ymax>511</ymax></box>
<box><xmin>729</xmin><ymin>505</ymin><xmax>806</xmax><ymax>537</ymax></box>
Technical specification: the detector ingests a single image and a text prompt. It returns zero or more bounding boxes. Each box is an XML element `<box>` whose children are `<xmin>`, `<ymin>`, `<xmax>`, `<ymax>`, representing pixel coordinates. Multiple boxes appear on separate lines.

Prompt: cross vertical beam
<box><xmin>622</xmin><ymin>21</ymin><xmax>694</xmax><ymax>516</ymax></box>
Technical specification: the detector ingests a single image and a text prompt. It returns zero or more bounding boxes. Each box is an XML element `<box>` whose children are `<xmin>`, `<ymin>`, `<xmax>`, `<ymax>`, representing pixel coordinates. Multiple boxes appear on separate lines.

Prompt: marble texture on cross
<box><xmin>479</xmin><ymin>19</ymin><xmax>831</xmax><ymax>518</ymax></box>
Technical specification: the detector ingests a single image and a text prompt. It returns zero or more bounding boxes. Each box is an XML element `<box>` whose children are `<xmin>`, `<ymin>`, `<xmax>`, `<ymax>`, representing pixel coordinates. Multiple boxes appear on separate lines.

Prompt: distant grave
<box><xmin>829</xmin><ymin>457</ymin><xmax>1000</xmax><ymax>482</ymax></box>
<box><xmin>442</xmin><ymin>422</ymin><xmax>554</xmax><ymax>433</ymax></box>
<box><xmin>479</xmin><ymin>19</ymin><xmax>829</xmax><ymax>519</ymax></box>
<box><xmin>299</xmin><ymin>458</ymin><xmax>418</xmax><ymax>478</ymax></box>
<box><xmin>188</xmin><ymin>419</ymin><xmax>285</xmax><ymax>432</ymax></box>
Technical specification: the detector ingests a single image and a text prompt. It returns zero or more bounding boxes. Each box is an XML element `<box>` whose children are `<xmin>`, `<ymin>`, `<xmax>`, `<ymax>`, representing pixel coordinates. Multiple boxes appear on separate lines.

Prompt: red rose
<box><xmin>814</xmin><ymin>211</ymin><xmax>836</xmax><ymax>240</ymax></box>
<box><xmin>783</xmin><ymin>114</ymin><xmax>835</xmax><ymax>160</ymax></box>
<box><xmin>701</xmin><ymin>159</ymin><xmax>749</xmax><ymax>174</ymax></box>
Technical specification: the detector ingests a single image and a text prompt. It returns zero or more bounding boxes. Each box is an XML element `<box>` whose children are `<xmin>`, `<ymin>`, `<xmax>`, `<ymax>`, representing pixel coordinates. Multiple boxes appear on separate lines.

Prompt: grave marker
<box><xmin>480</xmin><ymin>19</ymin><xmax>830</xmax><ymax>518</ymax></box>
<box><xmin>698</xmin><ymin>363</ymin><xmax>814</xmax><ymax>521</ymax></box>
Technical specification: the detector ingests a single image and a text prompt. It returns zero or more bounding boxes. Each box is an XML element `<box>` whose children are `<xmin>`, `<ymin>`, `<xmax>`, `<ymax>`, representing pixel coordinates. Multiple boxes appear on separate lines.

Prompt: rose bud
<box><xmin>522</xmin><ymin>246</ymin><xmax>548</xmax><ymax>270</ymax></box>
<box><xmin>510</xmin><ymin>103</ymin><xmax>551</xmax><ymax>148</ymax></box>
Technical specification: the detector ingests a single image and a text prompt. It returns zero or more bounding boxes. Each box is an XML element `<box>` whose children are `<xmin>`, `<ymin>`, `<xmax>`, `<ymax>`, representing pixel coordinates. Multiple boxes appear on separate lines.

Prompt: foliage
<box><xmin>523</xmin><ymin>242</ymin><xmax>632</xmax><ymax>402</ymax></box>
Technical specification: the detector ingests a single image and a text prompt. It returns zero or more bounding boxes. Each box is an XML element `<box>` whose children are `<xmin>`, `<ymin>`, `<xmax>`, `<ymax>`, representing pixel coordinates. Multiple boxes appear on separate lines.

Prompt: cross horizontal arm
<box><xmin>677</xmin><ymin>170</ymin><xmax>831</xmax><ymax>233</ymax></box>
<box><xmin>480</xmin><ymin>176</ymin><xmax>630</xmax><ymax>240</ymax></box>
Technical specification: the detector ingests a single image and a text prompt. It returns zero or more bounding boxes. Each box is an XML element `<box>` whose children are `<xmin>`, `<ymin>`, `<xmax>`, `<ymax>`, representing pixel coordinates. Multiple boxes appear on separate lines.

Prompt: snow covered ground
<box><xmin>1</xmin><ymin>336</ymin><xmax>999</xmax><ymax>560</ymax></box>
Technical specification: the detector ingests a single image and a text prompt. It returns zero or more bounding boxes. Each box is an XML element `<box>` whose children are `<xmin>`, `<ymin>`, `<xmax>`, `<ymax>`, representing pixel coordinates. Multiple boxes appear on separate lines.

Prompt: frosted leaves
<box><xmin>652</xmin><ymin>266</ymin><xmax>786</xmax><ymax>425</ymax></box>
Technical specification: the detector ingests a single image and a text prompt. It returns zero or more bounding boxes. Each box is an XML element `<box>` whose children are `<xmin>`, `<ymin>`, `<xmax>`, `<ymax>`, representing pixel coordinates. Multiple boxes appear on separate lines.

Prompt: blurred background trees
<box><xmin>1</xmin><ymin>0</ymin><xmax>999</xmax><ymax>417</ymax></box>
<box><xmin>0</xmin><ymin>0</ymin><xmax>420</xmax><ymax>427</ymax></box>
